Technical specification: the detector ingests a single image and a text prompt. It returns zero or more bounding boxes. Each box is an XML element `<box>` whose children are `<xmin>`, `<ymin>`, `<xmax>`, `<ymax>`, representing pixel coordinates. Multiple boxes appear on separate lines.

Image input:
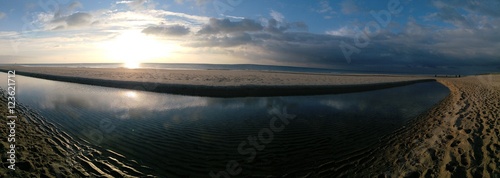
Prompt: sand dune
<box><xmin>0</xmin><ymin>66</ymin><xmax>433</xmax><ymax>97</ymax></box>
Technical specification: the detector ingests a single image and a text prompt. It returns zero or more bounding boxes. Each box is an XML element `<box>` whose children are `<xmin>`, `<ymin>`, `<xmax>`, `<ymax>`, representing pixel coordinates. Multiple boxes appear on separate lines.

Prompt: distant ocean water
<box><xmin>16</xmin><ymin>63</ymin><xmax>361</xmax><ymax>73</ymax></box>
<box><xmin>6</xmin><ymin>62</ymin><xmax>489</xmax><ymax>75</ymax></box>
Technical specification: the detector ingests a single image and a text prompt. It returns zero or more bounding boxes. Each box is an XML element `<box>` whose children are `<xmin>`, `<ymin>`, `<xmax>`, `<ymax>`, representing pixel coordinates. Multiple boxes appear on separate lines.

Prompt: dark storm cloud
<box><xmin>190</xmin><ymin>32</ymin><xmax>252</xmax><ymax>47</ymax></box>
<box><xmin>198</xmin><ymin>18</ymin><xmax>263</xmax><ymax>34</ymax></box>
<box><xmin>265</xmin><ymin>19</ymin><xmax>309</xmax><ymax>33</ymax></box>
<box><xmin>189</xmin><ymin>17</ymin><xmax>500</xmax><ymax>71</ymax></box>
<box><xmin>142</xmin><ymin>25</ymin><xmax>191</xmax><ymax>36</ymax></box>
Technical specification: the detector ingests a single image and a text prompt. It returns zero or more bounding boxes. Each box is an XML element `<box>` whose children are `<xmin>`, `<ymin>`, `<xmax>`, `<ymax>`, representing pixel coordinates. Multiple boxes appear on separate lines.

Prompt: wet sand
<box><xmin>0</xmin><ymin>66</ymin><xmax>433</xmax><ymax>97</ymax></box>
<box><xmin>0</xmin><ymin>91</ymin><xmax>154</xmax><ymax>177</ymax></box>
<box><xmin>0</xmin><ymin>93</ymin><xmax>85</xmax><ymax>177</ymax></box>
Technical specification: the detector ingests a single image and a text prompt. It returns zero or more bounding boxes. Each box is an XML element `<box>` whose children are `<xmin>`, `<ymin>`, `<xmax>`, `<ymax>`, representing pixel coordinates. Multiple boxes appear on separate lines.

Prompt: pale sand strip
<box><xmin>0</xmin><ymin>66</ymin><xmax>433</xmax><ymax>97</ymax></box>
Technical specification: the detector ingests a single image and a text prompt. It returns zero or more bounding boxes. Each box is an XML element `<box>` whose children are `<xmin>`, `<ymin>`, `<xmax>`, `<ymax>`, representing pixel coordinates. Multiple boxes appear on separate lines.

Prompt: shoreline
<box><xmin>339</xmin><ymin>75</ymin><xmax>499</xmax><ymax>177</ymax></box>
<box><xmin>0</xmin><ymin>91</ymin><xmax>86</xmax><ymax>177</ymax></box>
<box><xmin>0</xmin><ymin>89</ymin><xmax>153</xmax><ymax>177</ymax></box>
<box><xmin>0</xmin><ymin>66</ymin><xmax>435</xmax><ymax>97</ymax></box>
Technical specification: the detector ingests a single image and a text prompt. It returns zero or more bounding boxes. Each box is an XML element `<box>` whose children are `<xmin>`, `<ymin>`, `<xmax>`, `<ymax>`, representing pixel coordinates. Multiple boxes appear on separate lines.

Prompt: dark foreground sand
<box><xmin>0</xmin><ymin>94</ymin><xmax>87</xmax><ymax>177</ymax></box>
<box><xmin>0</xmin><ymin>91</ymin><xmax>154</xmax><ymax>177</ymax></box>
<box><xmin>0</xmin><ymin>66</ymin><xmax>498</xmax><ymax>177</ymax></box>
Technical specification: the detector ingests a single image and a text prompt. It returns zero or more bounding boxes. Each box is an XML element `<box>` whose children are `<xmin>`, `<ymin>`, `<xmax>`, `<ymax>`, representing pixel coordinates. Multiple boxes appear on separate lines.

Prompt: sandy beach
<box><xmin>334</xmin><ymin>74</ymin><xmax>499</xmax><ymax>177</ymax></box>
<box><xmin>0</xmin><ymin>93</ymin><xmax>85</xmax><ymax>177</ymax></box>
<box><xmin>0</xmin><ymin>91</ymin><xmax>155</xmax><ymax>177</ymax></box>
<box><xmin>0</xmin><ymin>67</ymin><xmax>498</xmax><ymax>177</ymax></box>
<box><xmin>0</xmin><ymin>66</ymin><xmax>433</xmax><ymax>97</ymax></box>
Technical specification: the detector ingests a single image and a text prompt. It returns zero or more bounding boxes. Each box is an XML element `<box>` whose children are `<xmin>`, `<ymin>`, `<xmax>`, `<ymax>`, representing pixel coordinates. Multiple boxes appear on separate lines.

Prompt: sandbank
<box><xmin>0</xmin><ymin>66</ymin><xmax>434</xmax><ymax>97</ymax></box>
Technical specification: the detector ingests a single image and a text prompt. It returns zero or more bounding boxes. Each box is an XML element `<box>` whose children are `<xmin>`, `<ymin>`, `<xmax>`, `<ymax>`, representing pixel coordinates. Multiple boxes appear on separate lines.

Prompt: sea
<box><xmin>11</xmin><ymin>63</ymin><xmax>492</xmax><ymax>77</ymax></box>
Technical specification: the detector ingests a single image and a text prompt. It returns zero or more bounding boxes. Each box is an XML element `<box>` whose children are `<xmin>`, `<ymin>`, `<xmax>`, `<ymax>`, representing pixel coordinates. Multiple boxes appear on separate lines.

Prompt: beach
<box><xmin>0</xmin><ymin>66</ymin><xmax>432</xmax><ymax>97</ymax></box>
<box><xmin>345</xmin><ymin>75</ymin><xmax>499</xmax><ymax>177</ymax></box>
<box><xmin>0</xmin><ymin>91</ymin><xmax>153</xmax><ymax>177</ymax></box>
<box><xmin>0</xmin><ymin>93</ymin><xmax>85</xmax><ymax>177</ymax></box>
<box><xmin>0</xmin><ymin>67</ymin><xmax>498</xmax><ymax>177</ymax></box>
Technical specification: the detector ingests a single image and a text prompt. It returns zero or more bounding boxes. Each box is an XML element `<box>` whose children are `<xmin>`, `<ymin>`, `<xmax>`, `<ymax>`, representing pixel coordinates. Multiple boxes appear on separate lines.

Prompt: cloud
<box><xmin>316</xmin><ymin>0</ymin><xmax>336</xmax><ymax>19</ymax></box>
<box><xmin>190</xmin><ymin>32</ymin><xmax>253</xmax><ymax>47</ymax></box>
<box><xmin>142</xmin><ymin>25</ymin><xmax>191</xmax><ymax>36</ymax></box>
<box><xmin>33</xmin><ymin>1</ymin><xmax>95</xmax><ymax>30</ymax></box>
<box><xmin>185</xmin><ymin>15</ymin><xmax>500</xmax><ymax>72</ymax></box>
<box><xmin>429</xmin><ymin>0</ymin><xmax>500</xmax><ymax>29</ymax></box>
<box><xmin>115</xmin><ymin>0</ymin><xmax>149</xmax><ymax>10</ymax></box>
<box><xmin>116</xmin><ymin>1</ymin><xmax>133</xmax><ymax>4</ymax></box>
<box><xmin>54</xmin><ymin>1</ymin><xmax>82</xmax><ymax>18</ymax></box>
<box><xmin>198</xmin><ymin>18</ymin><xmax>263</xmax><ymax>34</ymax></box>
<box><xmin>0</xmin><ymin>12</ymin><xmax>6</xmax><ymax>20</ymax></box>
<box><xmin>341</xmin><ymin>0</ymin><xmax>359</xmax><ymax>14</ymax></box>
<box><xmin>265</xmin><ymin>19</ymin><xmax>308</xmax><ymax>33</ymax></box>
<box><xmin>175</xmin><ymin>0</ymin><xmax>211</xmax><ymax>6</ymax></box>
<box><xmin>432</xmin><ymin>0</ymin><xmax>500</xmax><ymax>17</ymax></box>
<box><xmin>317</xmin><ymin>0</ymin><xmax>334</xmax><ymax>14</ymax></box>
<box><xmin>65</xmin><ymin>12</ymin><xmax>93</xmax><ymax>26</ymax></box>
<box><xmin>428</xmin><ymin>3</ymin><xmax>472</xmax><ymax>28</ymax></box>
<box><xmin>192</xmin><ymin>18</ymin><xmax>309</xmax><ymax>48</ymax></box>
<box><xmin>68</xmin><ymin>1</ymin><xmax>83</xmax><ymax>10</ymax></box>
<box><xmin>51</xmin><ymin>12</ymin><xmax>93</xmax><ymax>29</ymax></box>
<box><xmin>270</xmin><ymin>10</ymin><xmax>284</xmax><ymax>23</ymax></box>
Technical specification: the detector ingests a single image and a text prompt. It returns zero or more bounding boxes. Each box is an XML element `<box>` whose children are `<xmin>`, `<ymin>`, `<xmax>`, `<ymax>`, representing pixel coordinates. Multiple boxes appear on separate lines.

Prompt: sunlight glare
<box><xmin>102</xmin><ymin>31</ymin><xmax>175</xmax><ymax>65</ymax></box>
<box><xmin>124</xmin><ymin>91</ymin><xmax>138</xmax><ymax>98</ymax></box>
<box><xmin>124</xmin><ymin>61</ymin><xmax>140</xmax><ymax>69</ymax></box>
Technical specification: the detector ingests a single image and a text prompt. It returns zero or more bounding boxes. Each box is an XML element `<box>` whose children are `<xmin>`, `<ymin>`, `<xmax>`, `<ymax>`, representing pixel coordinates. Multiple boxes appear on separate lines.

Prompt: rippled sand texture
<box><xmin>0</xmin><ymin>93</ymin><xmax>153</xmax><ymax>177</ymax></box>
<box><xmin>350</xmin><ymin>75</ymin><xmax>499</xmax><ymax>177</ymax></box>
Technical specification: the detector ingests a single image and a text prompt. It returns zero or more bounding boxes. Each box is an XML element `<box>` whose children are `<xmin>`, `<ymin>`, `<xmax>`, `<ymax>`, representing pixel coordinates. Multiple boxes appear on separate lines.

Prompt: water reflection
<box><xmin>0</xmin><ymin>73</ymin><xmax>449</xmax><ymax>177</ymax></box>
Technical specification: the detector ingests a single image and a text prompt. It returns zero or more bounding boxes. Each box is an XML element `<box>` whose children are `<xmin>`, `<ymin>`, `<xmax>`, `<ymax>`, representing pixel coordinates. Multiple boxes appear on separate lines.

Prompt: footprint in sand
<box><xmin>477</xmin><ymin>74</ymin><xmax>500</xmax><ymax>87</ymax></box>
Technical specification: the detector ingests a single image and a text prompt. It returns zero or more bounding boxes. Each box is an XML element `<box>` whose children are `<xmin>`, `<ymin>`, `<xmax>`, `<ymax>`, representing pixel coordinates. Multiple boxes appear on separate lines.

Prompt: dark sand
<box><xmin>0</xmin><ymin>91</ymin><xmax>154</xmax><ymax>177</ymax></box>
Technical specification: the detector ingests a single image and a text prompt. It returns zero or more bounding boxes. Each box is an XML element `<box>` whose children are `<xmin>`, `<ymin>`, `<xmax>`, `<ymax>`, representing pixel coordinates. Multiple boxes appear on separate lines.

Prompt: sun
<box><xmin>124</xmin><ymin>61</ymin><xmax>140</xmax><ymax>69</ymax></box>
<box><xmin>101</xmin><ymin>30</ymin><xmax>176</xmax><ymax>66</ymax></box>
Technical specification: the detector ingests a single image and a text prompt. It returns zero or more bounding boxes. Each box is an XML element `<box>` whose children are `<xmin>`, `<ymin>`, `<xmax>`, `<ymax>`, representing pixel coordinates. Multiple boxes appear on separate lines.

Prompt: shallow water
<box><xmin>0</xmin><ymin>73</ymin><xmax>449</xmax><ymax>177</ymax></box>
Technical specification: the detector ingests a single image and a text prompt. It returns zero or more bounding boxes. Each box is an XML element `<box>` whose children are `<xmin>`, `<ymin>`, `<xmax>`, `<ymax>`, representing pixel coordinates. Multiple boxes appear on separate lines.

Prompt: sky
<box><xmin>0</xmin><ymin>0</ymin><xmax>499</xmax><ymax>73</ymax></box>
